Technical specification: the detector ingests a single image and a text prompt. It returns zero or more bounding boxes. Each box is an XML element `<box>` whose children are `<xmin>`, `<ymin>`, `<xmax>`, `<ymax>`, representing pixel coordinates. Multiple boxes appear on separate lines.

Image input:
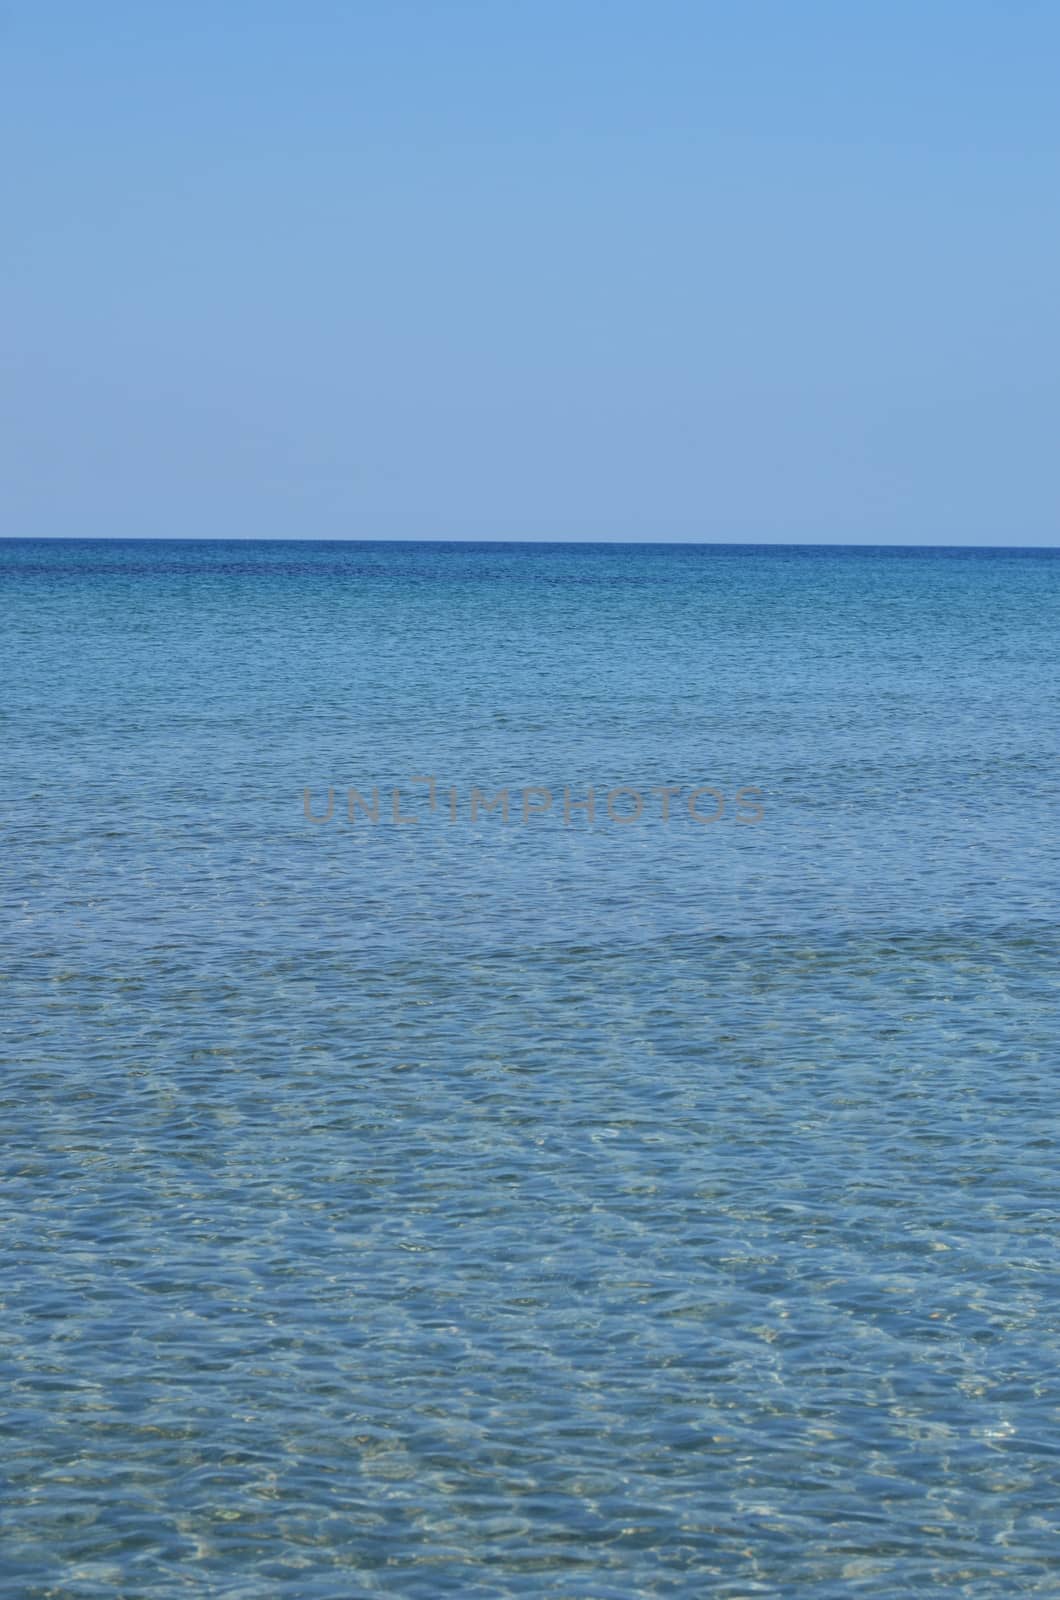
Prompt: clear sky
<box><xmin>3</xmin><ymin>1</ymin><xmax>1058</xmax><ymax>544</ymax></box>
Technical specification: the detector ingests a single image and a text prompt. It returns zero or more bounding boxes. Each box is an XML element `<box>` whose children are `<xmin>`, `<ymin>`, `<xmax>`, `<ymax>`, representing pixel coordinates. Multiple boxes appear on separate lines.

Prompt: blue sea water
<box><xmin>1</xmin><ymin>537</ymin><xmax>1058</xmax><ymax>1598</ymax></box>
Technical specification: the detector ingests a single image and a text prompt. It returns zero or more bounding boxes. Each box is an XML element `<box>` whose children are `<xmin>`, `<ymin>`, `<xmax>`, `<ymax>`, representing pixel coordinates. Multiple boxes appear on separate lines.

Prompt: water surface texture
<box><xmin>2</xmin><ymin>539</ymin><xmax>1059</xmax><ymax>1597</ymax></box>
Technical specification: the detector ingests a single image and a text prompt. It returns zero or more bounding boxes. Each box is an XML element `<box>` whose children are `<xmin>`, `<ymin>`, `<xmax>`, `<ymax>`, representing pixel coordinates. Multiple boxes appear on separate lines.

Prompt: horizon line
<box><xmin>2</xmin><ymin>534</ymin><xmax>1059</xmax><ymax>552</ymax></box>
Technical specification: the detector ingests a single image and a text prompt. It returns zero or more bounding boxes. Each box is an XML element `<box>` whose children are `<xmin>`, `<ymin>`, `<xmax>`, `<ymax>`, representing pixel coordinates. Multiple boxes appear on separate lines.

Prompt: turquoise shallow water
<box><xmin>2</xmin><ymin>538</ymin><xmax>1059</xmax><ymax>1596</ymax></box>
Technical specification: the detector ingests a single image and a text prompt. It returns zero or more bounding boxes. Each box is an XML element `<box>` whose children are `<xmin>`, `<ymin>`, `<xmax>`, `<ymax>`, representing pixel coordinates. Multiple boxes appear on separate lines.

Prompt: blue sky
<box><xmin>3</xmin><ymin>1</ymin><xmax>1058</xmax><ymax>543</ymax></box>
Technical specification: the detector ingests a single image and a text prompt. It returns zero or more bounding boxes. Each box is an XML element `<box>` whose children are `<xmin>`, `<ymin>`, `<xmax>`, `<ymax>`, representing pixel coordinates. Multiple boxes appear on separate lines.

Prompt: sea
<box><xmin>2</xmin><ymin>538</ymin><xmax>1058</xmax><ymax>1597</ymax></box>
